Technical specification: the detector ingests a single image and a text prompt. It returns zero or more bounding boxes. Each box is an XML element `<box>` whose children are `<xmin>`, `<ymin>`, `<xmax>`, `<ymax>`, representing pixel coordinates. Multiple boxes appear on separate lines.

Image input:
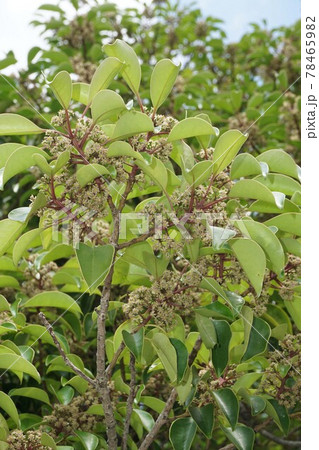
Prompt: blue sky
<box><xmin>195</xmin><ymin>0</ymin><xmax>300</xmax><ymax>41</ymax></box>
<box><xmin>0</xmin><ymin>0</ymin><xmax>300</xmax><ymax>72</ymax></box>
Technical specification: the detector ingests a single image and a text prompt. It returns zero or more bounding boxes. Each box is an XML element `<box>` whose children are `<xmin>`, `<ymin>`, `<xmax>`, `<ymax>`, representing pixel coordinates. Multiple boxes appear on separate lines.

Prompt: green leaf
<box><xmin>254</xmin><ymin>174</ymin><xmax>300</xmax><ymax>196</ymax></box>
<box><xmin>221</xmin><ymin>424</ymin><xmax>255</xmax><ymax>450</ymax></box>
<box><xmin>135</xmin><ymin>153</ymin><xmax>168</xmax><ymax>191</ymax></box>
<box><xmin>111</xmin><ymin>111</ymin><xmax>154</xmax><ymax>141</ymax></box>
<box><xmin>152</xmin><ymin>332</ymin><xmax>177</xmax><ymax>383</ymax></box>
<box><xmin>74</xmin><ymin>431</ymin><xmax>99</xmax><ymax>450</ymax></box>
<box><xmin>0</xmin><ymin>146</ymin><xmax>49</xmax><ymax>189</ymax></box>
<box><xmin>91</xmin><ymin>89</ymin><xmax>126</xmax><ymax>124</ymax></box>
<box><xmin>0</xmin><ymin>143</ymin><xmax>25</xmax><ymax>167</ymax></box>
<box><xmin>229</xmin><ymin>239</ymin><xmax>266</xmax><ymax>296</ymax></box>
<box><xmin>195</xmin><ymin>313</ymin><xmax>217</xmax><ymax>349</ymax></box>
<box><xmin>107</xmin><ymin>141</ymin><xmax>144</xmax><ymax>161</ymax></box>
<box><xmin>122</xmin><ymin>328</ymin><xmax>144</xmax><ymax>362</ymax></box>
<box><xmin>195</xmin><ymin>302</ymin><xmax>233</xmax><ymax>321</ymax></box>
<box><xmin>0</xmin><ymin>354</ymin><xmax>40</xmax><ymax>382</ymax></box>
<box><xmin>40</xmin><ymin>432</ymin><xmax>57</xmax><ymax>449</ymax></box>
<box><xmin>72</xmin><ymin>82</ymin><xmax>89</xmax><ymax>105</ymax></box>
<box><xmin>0</xmin><ymin>295</ymin><xmax>10</xmax><ymax>312</ymax></box>
<box><xmin>53</xmin><ymin>150</ymin><xmax>70</xmax><ymax>174</ymax></box>
<box><xmin>189</xmin><ymin>404</ymin><xmax>214</xmax><ymax>438</ymax></box>
<box><xmin>0</xmin><ymin>219</ymin><xmax>24</xmax><ymax>257</ymax></box>
<box><xmin>168</xmin><ymin>117</ymin><xmax>218</xmax><ymax>142</ymax></box>
<box><xmin>0</xmin><ymin>275</ymin><xmax>19</xmax><ymax>288</ymax></box>
<box><xmin>49</xmin><ymin>71</ymin><xmax>72</xmax><ymax>109</ymax></box>
<box><xmin>76</xmin><ymin>243</ymin><xmax>115</xmax><ymax>294</ymax></box>
<box><xmin>33</xmin><ymin>153</ymin><xmax>52</xmax><ymax>175</ymax></box>
<box><xmin>213</xmin><ymin>388</ymin><xmax>239</xmax><ymax>430</ymax></box>
<box><xmin>284</xmin><ymin>296</ymin><xmax>301</xmax><ymax>330</ymax></box>
<box><xmin>150</xmin><ymin>59</ymin><xmax>180</xmax><ymax>111</ymax></box>
<box><xmin>132</xmin><ymin>409</ymin><xmax>155</xmax><ymax>432</ymax></box>
<box><xmin>242</xmin><ymin>316</ymin><xmax>271</xmax><ymax>361</ymax></box>
<box><xmin>23</xmin><ymin>291</ymin><xmax>82</xmax><ymax>316</ymax></box>
<box><xmin>57</xmin><ymin>386</ymin><xmax>74</xmax><ymax>405</ymax></box>
<box><xmin>265</xmin><ymin>399</ymin><xmax>290</xmax><ymax>435</ymax></box>
<box><xmin>9</xmin><ymin>387</ymin><xmax>51</xmax><ymax>405</ymax></box>
<box><xmin>76</xmin><ymin>164</ymin><xmax>109</xmax><ymax>187</ymax></box>
<box><xmin>265</xmin><ymin>213</ymin><xmax>301</xmax><ymax>236</ymax></box>
<box><xmin>249</xmin><ymin>396</ymin><xmax>266</xmax><ymax>416</ymax></box>
<box><xmin>170</xmin><ymin>338</ymin><xmax>188</xmax><ymax>383</ymax></box>
<box><xmin>103</xmin><ymin>39</ymin><xmax>141</xmax><ymax>94</ymax></box>
<box><xmin>212</xmin><ymin>320</ymin><xmax>232</xmax><ymax>376</ymax></box>
<box><xmin>0</xmin><ymin>392</ymin><xmax>20</xmax><ymax>427</ymax></box>
<box><xmin>233</xmin><ymin>219</ymin><xmax>285</xmax><ymax>275</ymax></box>
<box><xmin>195</xmin><ymin>113</ymin><xmax>214</xmax><ymax>148</ymax></box>
<box><xmin>169</xmin><ymin>417</ymin><xmax>197</xmax><ymax>450</ymax></box>
<box><xmin>212</xmin><ymin>130</ymin><xmax>248</xmax><ymax>175</ymax></box>
<box><xmin>88</xmin><ymin>57</ymin><xmax>124</xmax><ymax>102</ymax></box>
<box><xmin>229</xmin><ymin>179</ymin><xmax>284</xmax><ymax>208</ymax></box>
<box><xmin>0</xmin><ymin>114</ymin><xmax>44</xmax><ymax>135</ymax></box>
<box><xmin>184</xmin><ymin>161</ymin><xmax>213</xmax><ymax>188</ymax></box>
<box><xmin>257</xmin><ymin>149</ymin><xmax>299</xmax><ymax>180</ymax></box>
<box><xmin>230</xmin><ymin>153</ymin><xmax>262</xmax><ymax>179</ymax></box>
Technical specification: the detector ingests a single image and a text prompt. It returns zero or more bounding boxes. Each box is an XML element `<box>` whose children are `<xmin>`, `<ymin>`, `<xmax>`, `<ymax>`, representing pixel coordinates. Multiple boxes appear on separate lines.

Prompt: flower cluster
<box><xmin>259</xmin><ymin>333</ymin><xmax>301</xmax><ymax>409</ymax></box>
<box><xmin>42</xmin><ymin>387</ymin><xmax>103</xmax><ymax>441</ymax></box>
<box><xmin>21</xmin><ymin>255</ymin><xmax>58</xmax><ymax>297</ymax></box>
<box><xmin>123</xmin><ymin>269</ymin><xmax>201</xmax><ymax>328</ymax></box>
<box><xmin>6</xmin><ymin>429</ymin><xmax>50</xmax><ymax>450</ymax></box>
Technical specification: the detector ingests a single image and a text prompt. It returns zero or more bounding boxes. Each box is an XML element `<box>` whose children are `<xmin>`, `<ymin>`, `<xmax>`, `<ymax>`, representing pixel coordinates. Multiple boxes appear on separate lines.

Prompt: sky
<box><xmin>0</xmin><ymin>0</ymin><xmax>300</xmax><ymax>73</ymax></box>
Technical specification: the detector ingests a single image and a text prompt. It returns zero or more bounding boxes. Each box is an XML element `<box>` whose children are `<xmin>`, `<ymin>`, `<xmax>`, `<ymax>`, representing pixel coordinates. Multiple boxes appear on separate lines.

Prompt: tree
<box><xmin>0</xmin><ymin>36</ymin><xmax>301</xmax><ymax>449</ymax></box>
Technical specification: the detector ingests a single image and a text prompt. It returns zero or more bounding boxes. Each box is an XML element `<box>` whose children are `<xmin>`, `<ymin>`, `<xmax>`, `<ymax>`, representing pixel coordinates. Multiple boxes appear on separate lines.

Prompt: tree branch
<box><xmin>121</xmin><ymin>353</ymin><xmax>137</xmax><ymax>450</ymax></box>
<box><xmin>38</xmin><ymin>312</ymin><xmax>95</xmax><ymax>387</ymax></box>
<box><xmin>259</xmin><ymin>430</ymin><xmax>301</xmax><ymax>448</ymax></box>
<box><xmin>138</xmin><ymin>336</ymin><xmax>203</xmax><ymax>449</ymax></box>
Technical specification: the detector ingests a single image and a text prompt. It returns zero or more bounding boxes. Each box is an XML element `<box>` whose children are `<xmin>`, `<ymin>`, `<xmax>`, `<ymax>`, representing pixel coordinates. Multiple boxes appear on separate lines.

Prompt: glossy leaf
<box><xmin>213</xmin><ymin>130</ymin><xmax>248</xmax><ymax>174</ymax></box>
<box><xmin>0</xmin><ymin>219</ymin><xmax>24</xmax><ymax>257</ymax></box>
<box><xmin>0</xmin><ymin>354</ymin><xmax>40</xmax><ymax>382</ymax></box>
<box><xmin>0</xmin><ymin>392</ymin><xmax>20</xmax><ymax>427</ymax></box>
<box><xmin>195</xmin><ymin>313</ymin><xmax>217</xmax><ymax>349</ymax></box>
<box><xmin>229</xmin><ymin>238</ymin><xmax>266</xmax><ymax>296</ymax></box>
<box><xmin>214</xmin><ymin>388</ymin><xmax>239</xmax><ymax>430</ymax></box>
<box><xmin>189</xmin><ymin>403</ymin><xmax>214</xmax><ymax>438</ymax></box>
<box><xmin>152</xmin><ymin>332</ymin><xmax>177</xmax><ymax>383</ymax></box>
<box><xmin>169</xmin><ymin>417</ymin><xmax>197</xmax><ymax>450</ymax></box>
<box><xmin>266</xmin><ymin>399</ymin><xmax>290</xmax><ymax>435</ymax></box>
<box><xmin>229</xmin><ymin>179</ymin><xmax>284</xmax><ymax>208</ymax></box>
<box><xmin>212</xmin><ymin>320</ymin><xmax>232</xmax><ymax>376</ymax></box>
<box><xmin>91</xmin><ymin>89</ymin><xmax>126</xmax><ymax>124</ymax></box>
<box><xmin>265</xmin><ymin>213</ymin><xmax>301</xmax><ymax>236</ymax></box>
<box><xmin>103</xmin><ymin>39</ymin><xmax>141</xmax><ymax>94</ymax></box>
<box><xmin>242</xmin><ymin>316</ymin><xmax>271</xmax><ymax>361</ymax></box>
<box><xmin>257</xmin><ymin>149</ymin><xmax>299</xmax><ymax>180</ymax></box>
<box><xmin>1</xmin><ymin>146</ymin><xmax>49</xmax><ymax>189</ymax></box>
<box><xmin>9</xmin><ymin>387</ymin><xmax>51</xmax><ymax>405</ymax></box>
<box><xmin>170</xmin><ymin>338</ymin><xmax>188</xmax><ymax>383</ymax></box>
<box><xmin>0</xmin><ymin>114</ymin><xmax>44</xmax><ymax>135</ymax></box>
<box><xmin>234</xmin><ymin>218</ymin><xmax>285</xmax><ymax>275</ymax></box>
<box><xmin>122</xmin><ymin>328</ymin><xmax>144</xmax><ymax>362</ymax></box>
<box><xmin>72</xmin><ymin>82</ymin><xmax>89</xmax><ymax>105</ymax></box>
<box><xmin>74</xmin><ymin>431</ymin><xmax>99</xmax><ymax>450</ymax></box>
<box><xmin>111</xmin><ymin>111</ymin><xmax>154</xmax><ymax>141</ymax></box>
<box><xmin>13</xmin><ymin>228</ymin><xmax>42</xmax><ymax>266</ymax></box>
<box><xmin>49</xmin><ymin>70</ymin><xmax>72</xmax><ymax>109</ymax></box>
<box><xmin>168</xmin><ymin>117</ymin><xmax>218</xmax><ymax>142</ymax></box>
<box><xmin>76</xmin><ymin>163</ymin><xmax>109</xmax><ymax>187</ymax></box>
<box><xmin>230</xmin><ymin>153</ymin><xmax>262</xmax><ymax>179</ymax></box>
<box><xmin>88</xmin><ymin>57</ymin><xmax>124</xmax><ymax>102</ymax></box>
<box><xmin>23</xmin><ymin>291</ymin><xmax>82</xmax><ymax>316</ymax></box>
<box><xmin>76</xmin><ymin>243</ymin><xmax>115</xmax><ymax>294</ymax></box>
<box><xmin>107</xmin><ymin>141</ymin><xmax>144</xmax><ymax>161</ymax></box>
<box><xmin>254</xmin><ymin>173</ymin><xmax>300</xmax><ymax>196</ymax></box>
<box><xmin>150</xmin><ymin>59</ymin><xmax>180</xmax><ymax>111</ymax></box>
<box><xmin>222</xmin><ymin>424</ymin><xmax>255</xmax><ymax>450</ymax></box>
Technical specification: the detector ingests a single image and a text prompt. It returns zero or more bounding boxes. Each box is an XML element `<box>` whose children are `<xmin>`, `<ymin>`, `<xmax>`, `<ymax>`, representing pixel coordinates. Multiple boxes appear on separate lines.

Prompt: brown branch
<box><xmin>122</xmin><ymin>353</ymin><xmax>137</xmax><ymax>450</ymax></box>
<box><xmin>117</xmin><ymin>229</ymin><xmax>155</xmax><ymax>249</ymax></box>
<box><xmin>138</xmin><ymin>336</ymin><xmax>202</xmax><ymax>449</ymax></box>
<box><xmin>38</xmin><ymin>312</ymin><xmax>95</xmax><ymax>387</ymax></box>
<box><xmin>259</xmin><ymin>430</ymin><xmax>301</xmax><ymax>447</ymax></box>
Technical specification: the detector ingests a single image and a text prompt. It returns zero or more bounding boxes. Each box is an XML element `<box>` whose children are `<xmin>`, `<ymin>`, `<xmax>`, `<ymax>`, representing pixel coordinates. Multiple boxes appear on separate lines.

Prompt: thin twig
<box><xmin>38</xmin><ymin>312</ymin><xmax>95</xmax><ymax>386</ymax></box>
<box><xmin>122</xmin><ymin>353</ymin><xmax>137</xmax><ymax>450</ymax></box>
<box><xmin>259</xmin><ymin>430</ymin><xmax>301</xmax><ymax>448</ymax></box>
